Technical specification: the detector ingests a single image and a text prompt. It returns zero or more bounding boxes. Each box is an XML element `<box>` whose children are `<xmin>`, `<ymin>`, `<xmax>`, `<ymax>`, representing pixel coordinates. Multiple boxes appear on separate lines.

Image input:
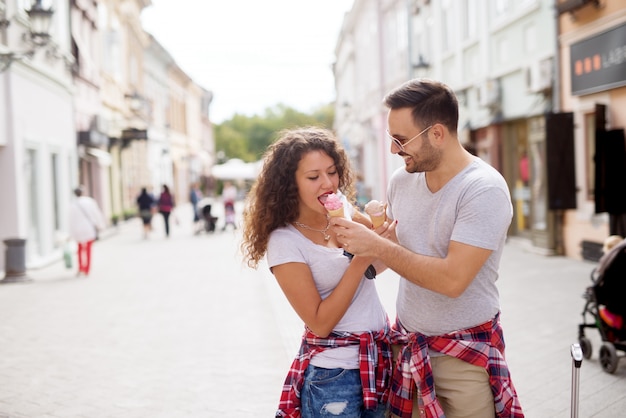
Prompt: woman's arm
<box><xmin>273</xmin><ymin>255</ymin><xmax>373</xmax><ymax>337</ymax></box>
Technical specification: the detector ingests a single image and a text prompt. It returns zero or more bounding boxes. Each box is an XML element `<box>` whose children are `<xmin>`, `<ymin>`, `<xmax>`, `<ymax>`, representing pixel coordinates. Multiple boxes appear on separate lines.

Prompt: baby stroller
<box><xmin>578</xmin><ymin>238</ymin><xmax>626</xmax><ymax>373</ymax></box>
<box><xmin>201</xmin><ymin>204</ymin><xmax>218</xmax><ymax>233</ymax></box>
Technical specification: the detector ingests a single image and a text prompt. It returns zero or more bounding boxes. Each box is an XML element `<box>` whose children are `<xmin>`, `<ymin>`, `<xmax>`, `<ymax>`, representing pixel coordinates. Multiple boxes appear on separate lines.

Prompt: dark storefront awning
<box><xmin>121</xmin><ymin>128</ymin><xmax>148</xmax><ymax>141</ymax></box>
<box><xmin>78</xmin><ymin>129</ymin><xmax>109</xmax><ymax>147</ymax></box>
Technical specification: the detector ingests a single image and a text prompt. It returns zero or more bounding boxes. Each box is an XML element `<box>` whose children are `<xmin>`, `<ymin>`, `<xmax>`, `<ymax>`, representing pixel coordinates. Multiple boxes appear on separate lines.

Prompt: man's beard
<box><xmin>403</xmin><ymin>140</ymin><xmax>441</xmax><ymax>173</ymax></box>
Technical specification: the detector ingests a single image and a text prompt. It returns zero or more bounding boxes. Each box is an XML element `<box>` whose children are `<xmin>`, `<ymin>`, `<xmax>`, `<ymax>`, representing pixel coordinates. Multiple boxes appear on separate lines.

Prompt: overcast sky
<box><xmin>141</xmin><ymin>1</ymin><xmax>354</xmax><ymax>123</ymax></box>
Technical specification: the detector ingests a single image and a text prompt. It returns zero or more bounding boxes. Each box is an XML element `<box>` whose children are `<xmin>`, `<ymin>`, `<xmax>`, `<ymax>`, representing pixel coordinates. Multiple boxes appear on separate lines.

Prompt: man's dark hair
<box><xmin>383</xmin><ymin>78</ymin><xmax>459</xmax><ymax>134</ymax></box>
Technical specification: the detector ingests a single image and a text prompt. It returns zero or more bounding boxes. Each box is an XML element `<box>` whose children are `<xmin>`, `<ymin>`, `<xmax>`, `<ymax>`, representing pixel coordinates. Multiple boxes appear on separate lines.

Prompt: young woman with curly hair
<box><xmin>241</xmin><ymin>127</ymin><xmax>392</xmax><ymax>418</ymax></box>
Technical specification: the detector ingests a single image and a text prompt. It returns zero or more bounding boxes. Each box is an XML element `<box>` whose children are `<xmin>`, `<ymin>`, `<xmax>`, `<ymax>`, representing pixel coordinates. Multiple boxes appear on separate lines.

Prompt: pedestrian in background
<box><xmin>190</xmin><ymin>182</ymin><xmax>202</xmax><ymax>230</ymax></box>
<box><xmin>241</xmin><ymin>127</ymin><xmax>392</xmax><ymax>417</ymax></box>
<box><xmin>136</xmin><ymin>187</ymin><xmax>156</xmax><ymax>239</ymax></box>
<box><xmin>157</xmin><ymin>184</ymin><xmax>175</xmax><ymax>238</ymax></box>
<box><xmin>68</xmin><ymin>186</ymin><xmax>105</xmax><ymax>277</ymax></box>
<box><xmin>221</xmin><ymin>180</ymin><xmax>237</xmax><ymax>230</ymax></box>
<box><xmin>330</xmin><ymin>79</ymin><xmax>524</xmax><ymax>417</ymax></box>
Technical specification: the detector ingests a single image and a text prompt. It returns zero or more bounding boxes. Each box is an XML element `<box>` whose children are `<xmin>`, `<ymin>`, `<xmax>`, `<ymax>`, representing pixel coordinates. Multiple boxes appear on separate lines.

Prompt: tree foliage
<box><xmin>214</xmin><ymin>103</ymin><xmax>335</xmax><ymax>162</ymax></box>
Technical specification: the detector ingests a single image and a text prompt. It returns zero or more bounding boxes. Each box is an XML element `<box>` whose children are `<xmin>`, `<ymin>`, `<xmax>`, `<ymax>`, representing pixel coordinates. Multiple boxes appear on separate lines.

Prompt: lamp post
<box><xmin>0</xmin><ymin>0</ymin><xmax>54</xmax><ymax>72</ymax></box>
<box><xmin>412</xmin><ymin>54</ymin><xmax>431</xmax><ymax>78</ymax></box>
<box><xmin>124</xmin><ymin>91</ymin><xmax>146</xmax><ymax>114</ymax></box>
<box><xmin>27</xmin><ymin>0</ymin><xmax>54</xmax><ymax>45</ymax></box>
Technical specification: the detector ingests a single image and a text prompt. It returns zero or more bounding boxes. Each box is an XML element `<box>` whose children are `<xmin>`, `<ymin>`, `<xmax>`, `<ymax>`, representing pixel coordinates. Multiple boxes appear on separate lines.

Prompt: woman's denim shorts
<box><xmin>300</xmin><ymin>364</ymin><xmax>387</xmax><ymax>418</ymax></box>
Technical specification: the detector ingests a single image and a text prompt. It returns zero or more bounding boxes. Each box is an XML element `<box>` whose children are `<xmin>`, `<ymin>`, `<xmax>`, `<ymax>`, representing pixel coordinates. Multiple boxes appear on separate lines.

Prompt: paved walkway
<box><xmin>0</xmin><ymin>203</ymin><xmax>624</xmax><ymax>417</ymax></box>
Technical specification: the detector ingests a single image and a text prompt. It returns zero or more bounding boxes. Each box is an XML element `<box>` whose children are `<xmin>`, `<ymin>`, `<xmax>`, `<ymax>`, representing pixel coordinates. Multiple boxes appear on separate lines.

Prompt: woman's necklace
<box><xmin>294</xmin><ymin>216</ymin><xmax>331</xmax><ymax>241</ymax></box>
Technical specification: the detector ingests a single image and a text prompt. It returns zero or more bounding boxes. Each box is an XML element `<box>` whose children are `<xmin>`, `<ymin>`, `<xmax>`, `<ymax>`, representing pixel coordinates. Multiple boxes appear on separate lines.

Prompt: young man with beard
<box><xmin>330</xmin><ymin>79</ymin><xmax>524</xmax><ymax>418</ymax></box>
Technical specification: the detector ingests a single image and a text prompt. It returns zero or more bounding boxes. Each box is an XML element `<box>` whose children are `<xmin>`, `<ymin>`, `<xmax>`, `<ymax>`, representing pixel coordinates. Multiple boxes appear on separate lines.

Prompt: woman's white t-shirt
<box><xmin>267</xmin><ymin>225</ymin><xmax>387</xmax><ymax>369</ymax></box>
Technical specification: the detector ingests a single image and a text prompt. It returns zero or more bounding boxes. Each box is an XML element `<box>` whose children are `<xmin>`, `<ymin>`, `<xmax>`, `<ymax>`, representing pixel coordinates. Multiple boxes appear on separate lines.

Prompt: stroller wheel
<box><xmin>599</xmin><ymin>343</ymin><xmax>619</xmax><ymax>374</ymax></box>
<box><xmin>579</xmin><ymin>337</ymin><xmax>592</xmax><ymax>360</ymax></box>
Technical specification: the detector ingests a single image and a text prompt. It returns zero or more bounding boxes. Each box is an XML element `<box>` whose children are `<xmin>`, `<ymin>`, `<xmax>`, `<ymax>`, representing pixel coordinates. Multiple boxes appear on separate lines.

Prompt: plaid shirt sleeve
<box><xmin>274</xmin><ymin>331</ymin><xmax>320</xmax><ymax>418</ymax></box>
<box><xmin>388</xmin><ymin>314</ymin><xmax>524</xmax><ymax>418</ymax></box>
<box><xmin>276</xmin><ymin>323</ymin><xmax>393</xmax><ymax>418</ymax></box>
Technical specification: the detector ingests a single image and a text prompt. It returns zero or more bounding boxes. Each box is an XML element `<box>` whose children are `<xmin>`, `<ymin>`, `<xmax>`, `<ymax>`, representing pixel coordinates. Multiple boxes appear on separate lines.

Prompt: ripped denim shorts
<box><xmin>300</xmin><ymin>364</ymin><xmax>387</xmax><ymax>418</ymax></box>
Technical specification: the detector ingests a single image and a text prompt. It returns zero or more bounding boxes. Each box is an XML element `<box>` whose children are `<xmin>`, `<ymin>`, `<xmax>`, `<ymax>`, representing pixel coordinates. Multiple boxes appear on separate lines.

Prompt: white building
<box><xmin>334</xmin><ymin>0</ymin><xmax>561</xmax><ymax>254</ymax></box>
<box><xmin>143</xmin><ymin>33</ymin><xmax>173</xmax><ymax>197</ymax></box>
<box><xmin>0</xmin><ymin>0</ymin><xmax>75</xmax><ymax>272</ymax></box>
<box><xmin>0</xmin><ymin>0</ymin><xmax>216</xmax><ymax>277</ymax></box>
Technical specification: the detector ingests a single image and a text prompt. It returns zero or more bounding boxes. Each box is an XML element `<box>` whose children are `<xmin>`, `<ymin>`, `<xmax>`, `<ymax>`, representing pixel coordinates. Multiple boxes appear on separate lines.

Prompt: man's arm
<box><xmin>376</xmin><ymin>238</ymin><xmax>491</xmax><ymax>297</ymax></box>
<box><xmin>330</xmin><ymin>218</ymin><xmax>491</xmax><ymax>298</ymax></box>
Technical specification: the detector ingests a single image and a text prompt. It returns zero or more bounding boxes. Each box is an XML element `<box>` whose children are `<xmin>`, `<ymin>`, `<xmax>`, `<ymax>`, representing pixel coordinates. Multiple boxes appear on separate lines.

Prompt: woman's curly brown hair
<box><xmin>241</xmin><ymin>127</ymin><xmax>355</xmax><ymax>268</ymax></box>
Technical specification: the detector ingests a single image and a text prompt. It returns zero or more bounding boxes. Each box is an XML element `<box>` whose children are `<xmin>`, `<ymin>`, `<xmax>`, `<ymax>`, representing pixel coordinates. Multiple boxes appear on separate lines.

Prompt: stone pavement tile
<box><xmin>260</xmin><ymin>238</ymin><xmax>626</xmax><ymax>418</ymax></box>
<box><xmin>262</xmin><ymin>237</ymin><xmax>626</xmax><ymax>417</ymax></box>
<box><xmin>3</xmin><ymin>211</ymin><xmax>625</xmax><ymax>417</ymax></box>
<box><xmin>0</xmin><ymin>400</ymin><xmax>51</xmax><ymax>418</ymax></box>
<box><xmin>46</xmin><ymin>403</ymin><xmax>100</xmax><ymax>418</ymax></box>
<box><xmin>0</xmin><ymin>399</ymin><xmax>28</xmax><ymax>418</ymax></box>
<box><xmin>495</xmin><ymin>243</ymin><xmax>626</xmax><ymax>417</ymax></box>
<box><xmin>0</xmin><ymin>217</ymin><xmax>284</xmax><ymax>417</ymax></box>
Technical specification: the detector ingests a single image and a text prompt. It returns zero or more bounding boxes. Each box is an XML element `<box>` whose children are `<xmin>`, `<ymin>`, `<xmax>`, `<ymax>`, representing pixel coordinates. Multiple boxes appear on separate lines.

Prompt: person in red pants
<box><xmin>68</xmin><ymin>186</ymin><xmax>106</xmax><ymax>276</ymax></box>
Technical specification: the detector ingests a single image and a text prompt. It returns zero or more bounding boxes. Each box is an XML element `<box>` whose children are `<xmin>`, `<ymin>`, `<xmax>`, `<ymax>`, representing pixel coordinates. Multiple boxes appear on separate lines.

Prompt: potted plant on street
<box><xmin>123</xmin><ymin>209</ymin><xmax>137</xmax><ymax>220</ymax></box>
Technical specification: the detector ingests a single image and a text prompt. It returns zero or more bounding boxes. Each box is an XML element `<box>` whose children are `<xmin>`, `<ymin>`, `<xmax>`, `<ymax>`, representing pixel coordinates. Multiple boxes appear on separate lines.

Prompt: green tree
<box><xmin>214</xmin><ymin>103</ymin><xmax>335</xmax><ymax>162</ymax></box>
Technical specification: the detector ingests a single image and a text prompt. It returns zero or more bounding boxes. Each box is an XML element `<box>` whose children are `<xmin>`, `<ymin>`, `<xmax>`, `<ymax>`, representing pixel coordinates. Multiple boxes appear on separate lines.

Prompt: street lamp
<box><xmin>124</xmin><ymin>91</ymin><xmax>146</xmax><ymax>113</ymax></box>
<box><xmin>27</xmin><ymin>1</ymin><xmax>54</xmax><ymax>45</ymax></box>
<box><xmin>412</xmin><ymin>54</ymin><xmax>430</xmax><ymax>78</ymax></box>
<box><xmin>0</xmin><ymin>0</ymin><xmax>54</xmax><ymax>72</ymax></box>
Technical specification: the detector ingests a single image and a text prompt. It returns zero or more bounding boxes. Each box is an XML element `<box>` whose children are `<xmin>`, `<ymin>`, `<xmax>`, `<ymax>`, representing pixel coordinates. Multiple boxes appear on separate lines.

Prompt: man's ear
<box><xmin>430</xmin><ymin>123</ymin><xmax>446</xmax><ymax>144</ymax></box>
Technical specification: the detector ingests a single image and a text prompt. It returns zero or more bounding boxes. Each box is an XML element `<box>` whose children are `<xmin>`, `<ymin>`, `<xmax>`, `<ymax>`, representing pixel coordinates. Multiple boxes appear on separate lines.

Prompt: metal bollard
<box><xmin>570</xmin><ymin>343</ymin><xmax>583</xmax><ymax>418</ymax></box>
<box><xmin>1</xmin><ymin>238</ymin><xmax>32</xmax><ymax>283</ymax></box>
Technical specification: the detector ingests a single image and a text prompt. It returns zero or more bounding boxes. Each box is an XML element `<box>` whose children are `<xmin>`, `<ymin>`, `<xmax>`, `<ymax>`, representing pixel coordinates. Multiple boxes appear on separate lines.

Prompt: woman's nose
<box><xmin>321</xmin><ymin>173</ymin><xmax>333</xmax><ymax>187</ymax></box>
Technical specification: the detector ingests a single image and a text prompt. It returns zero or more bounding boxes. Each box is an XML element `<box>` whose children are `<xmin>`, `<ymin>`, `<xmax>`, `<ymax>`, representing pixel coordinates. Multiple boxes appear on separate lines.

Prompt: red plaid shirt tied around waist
<box><xmin>388</xmin><ymin>313</ymin><xmax>524</xmax><ymax>418</ymax></box>
<box><xmin>275</xmin><ymin>324</ymin><xmax>393</xmax><ymax>418</ymax></box>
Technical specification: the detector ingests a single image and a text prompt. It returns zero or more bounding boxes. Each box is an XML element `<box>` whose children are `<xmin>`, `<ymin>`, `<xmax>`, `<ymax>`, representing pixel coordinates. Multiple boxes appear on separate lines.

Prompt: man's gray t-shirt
<box><xmin>387</xmin><ymin>157</ymin><xmax>513</xmax><ymax>335</ymax></box>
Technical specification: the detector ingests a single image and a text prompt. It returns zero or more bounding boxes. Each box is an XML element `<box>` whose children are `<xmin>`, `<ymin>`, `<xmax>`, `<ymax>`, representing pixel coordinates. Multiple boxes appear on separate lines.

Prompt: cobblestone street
<box><xmin>0</xmin><ymin>205</ymin><xmax>624</xmax><ymax>417</ymax></box>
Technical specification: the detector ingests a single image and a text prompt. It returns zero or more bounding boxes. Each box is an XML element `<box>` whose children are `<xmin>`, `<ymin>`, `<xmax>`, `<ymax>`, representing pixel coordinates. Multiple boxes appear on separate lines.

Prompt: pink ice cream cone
<box><xmin>323</xmin><ymin>193</ymin><xmax>345</xmax><ymax>218</ymax></box>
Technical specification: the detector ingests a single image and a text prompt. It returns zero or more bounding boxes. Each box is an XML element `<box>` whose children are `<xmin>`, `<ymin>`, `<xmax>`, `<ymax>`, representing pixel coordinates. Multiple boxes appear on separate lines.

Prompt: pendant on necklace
<box><xmin>294</xmin><ymin>220</ymin><xmax>331</xmax><ymax>242</ymax></box>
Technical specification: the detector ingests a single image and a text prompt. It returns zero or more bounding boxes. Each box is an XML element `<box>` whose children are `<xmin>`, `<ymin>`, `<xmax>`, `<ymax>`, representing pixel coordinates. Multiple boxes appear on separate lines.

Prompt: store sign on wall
<box><xmin>570</xmin><ymin>22</ymin><xmax>626</xmax><ymax>96</ymax></box>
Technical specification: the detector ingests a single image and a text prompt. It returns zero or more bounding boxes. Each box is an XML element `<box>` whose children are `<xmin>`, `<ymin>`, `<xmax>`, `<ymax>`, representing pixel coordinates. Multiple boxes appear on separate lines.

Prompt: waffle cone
<box><xmin>369</xmin><ymin>213</ymin><xmax>386</xmax><ymax>228</ymax></box>
<box><xmin>327</xmin><ymin>207</ymin><xmax>345</xmax><ymax>218</ymax></box>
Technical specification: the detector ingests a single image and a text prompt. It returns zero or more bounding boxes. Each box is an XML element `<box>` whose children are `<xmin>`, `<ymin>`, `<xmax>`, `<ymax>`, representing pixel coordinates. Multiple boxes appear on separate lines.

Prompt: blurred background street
<box><xmin>0</xmin><ymin>204</ymin><xmax>624</xmax><ymax>418</ymax></box>
<box><xmin>2</xmin><ymin>1</ymin><xmax>626</xmax><ymax>416</ymax></box>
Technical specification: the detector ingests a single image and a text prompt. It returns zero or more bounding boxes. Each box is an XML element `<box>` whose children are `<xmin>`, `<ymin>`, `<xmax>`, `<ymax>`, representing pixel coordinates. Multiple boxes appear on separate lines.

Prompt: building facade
<box><xmin>97</xmin><ymin>0</ymin><xmax>152</xmax><ymax>221</ymax></box>
<box><xmin>1</xmin><ymin>0</ymin><xmax>75</xmax><ymax>270</ymax></box>
<box><xmin>335</xmin><ymin>0</ymin><xmax>625</xmax><ymax>259</ymax></box>
<box><xmin>143</xmin><ymin>33</ymin><xmax>174</xmax><ymax>197</ymax></box>
<box><xmin>557</xmin><ymin>0</ymin><xmax>626</xmax><ymax>260</ymax></box>
<box><xmin>72</xmin><ymin>0</ymin><xmax>111</xmax><ymax>223</ymax></box>
<box><xmin>0</xmin><ymin>0</ymin><xmax>215</xmax><ymax>275</ymax></box>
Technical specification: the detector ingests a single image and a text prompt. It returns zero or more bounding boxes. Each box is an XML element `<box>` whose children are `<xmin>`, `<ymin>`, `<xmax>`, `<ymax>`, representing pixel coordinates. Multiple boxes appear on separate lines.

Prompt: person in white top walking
<box><xmin>68</xmin><ymin>186</ymin><xmax>106</xmax><ymax>277</ymax></box>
